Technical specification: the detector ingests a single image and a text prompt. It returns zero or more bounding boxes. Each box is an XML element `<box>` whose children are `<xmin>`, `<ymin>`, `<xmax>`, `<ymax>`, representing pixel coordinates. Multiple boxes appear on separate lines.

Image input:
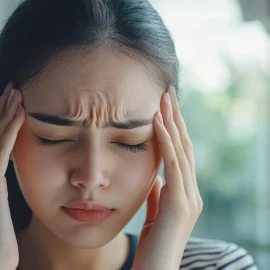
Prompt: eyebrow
<box><xmin>27</xmin><ymin>112</ymin><xmax>153</xmax><ymax>129</ymax></box>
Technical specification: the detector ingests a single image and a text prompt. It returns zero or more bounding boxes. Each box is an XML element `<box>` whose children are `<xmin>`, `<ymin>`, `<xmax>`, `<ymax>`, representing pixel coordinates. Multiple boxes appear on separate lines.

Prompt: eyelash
<box><xmin>36</xmin><ymin>137</ymin><xmax>148</xmax><ymax>153</ymax></box>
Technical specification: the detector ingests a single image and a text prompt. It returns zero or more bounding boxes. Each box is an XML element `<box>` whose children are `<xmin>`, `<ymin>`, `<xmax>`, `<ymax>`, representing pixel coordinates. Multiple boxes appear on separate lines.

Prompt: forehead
<box><xmin>23</xmin><ymin>46</ymin><xmax>164</xmax><ymax>118</ymax></box>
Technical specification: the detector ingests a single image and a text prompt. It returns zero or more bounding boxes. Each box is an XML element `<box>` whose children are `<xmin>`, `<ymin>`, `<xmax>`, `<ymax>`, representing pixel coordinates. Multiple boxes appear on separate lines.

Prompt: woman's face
<box><xmin>11</xmin><ymin>46</ymin><xmax>164</xmax><ymax>248</ymax></box>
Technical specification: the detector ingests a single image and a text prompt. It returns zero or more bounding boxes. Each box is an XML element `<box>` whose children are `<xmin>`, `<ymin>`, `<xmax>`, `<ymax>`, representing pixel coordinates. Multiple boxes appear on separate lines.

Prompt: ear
<box><xmin>9</xmin><ymin>152</ymin><xmax>13</xmax><ymax>161</ymax></box>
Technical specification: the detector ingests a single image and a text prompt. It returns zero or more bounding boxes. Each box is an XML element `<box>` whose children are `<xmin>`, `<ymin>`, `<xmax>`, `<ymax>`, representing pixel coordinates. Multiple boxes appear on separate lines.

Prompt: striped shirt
<box><xmin>16</xmin><ymin>234</ymin><xmax>258</xmax><ymax>270</ymax></box>
<box><xmin>126</xmin><ymin>234</ymin><xmax>258</xmax><ymax>270</ymax></box>
<box><xmin>178</xmin><ymin>237</ymin><xmax>258</xmax><ymax>270</ymax></box>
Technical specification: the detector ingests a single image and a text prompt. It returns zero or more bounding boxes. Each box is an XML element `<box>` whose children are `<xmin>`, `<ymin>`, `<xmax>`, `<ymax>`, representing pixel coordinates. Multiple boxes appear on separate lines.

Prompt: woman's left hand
<box><xmin>133</xmin><ymin>86</ymin><xmax>203</xmax><ymax>270</ymax></box>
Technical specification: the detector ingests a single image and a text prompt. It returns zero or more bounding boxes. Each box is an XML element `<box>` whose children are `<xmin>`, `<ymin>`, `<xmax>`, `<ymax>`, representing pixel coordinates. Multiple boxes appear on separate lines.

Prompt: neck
<box><xmin>16</xmin><ymin>215</ymin><xmax>130</xmax><ymax>270</ymax></box>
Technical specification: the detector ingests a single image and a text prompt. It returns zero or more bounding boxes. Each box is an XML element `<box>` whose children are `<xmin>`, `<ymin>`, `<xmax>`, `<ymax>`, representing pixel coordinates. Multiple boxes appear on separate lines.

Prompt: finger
<box><xmin>160</xmin><ymin>90</ymin><xmax>194</xmax><ymax>200</ymax></box>
<box><xmin>154</xmin><ymin>110</ymin><xmax>186</xmax><ymax>198</ymax></box>
<box><xmin>144</xmin><ymin>175</ymin><xmax>162</xmax><ymax>226</ymax></box>
<box><xmin>0</xmin><ymin>89</ymin><xmax>23</xmax><ymax>138</ymax></box>
<box><xmin>0</xmin><ymin>105</ymin><xmax>25</xmax><ymax>177</ymax></box>
<box><xmin>167</xmin><ymin>86</ymin><xmax>198</xmax><ymax>193</ymax></box>
<box><xmin>0</xmin><ymin>82</ymin><xmax>14</xmax><ymax>116</ymax></box>
<box><xmin>137</xmin><ymin>176</ymin><xmax>162</xmax><ymax>250</ymax></box>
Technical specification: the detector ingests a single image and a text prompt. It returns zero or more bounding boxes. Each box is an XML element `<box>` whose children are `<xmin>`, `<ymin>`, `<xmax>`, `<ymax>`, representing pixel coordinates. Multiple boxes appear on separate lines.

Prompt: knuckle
<box><xmin>183</xmin><ymin>138</ymin><xmax>193</xmax><ymax>149</ymax></box>
<box><xmin>169</xmin><ymin>158</ymin><xmax>179</xmax><ymax>170</ymax></box>
<box><xmin>198</xmin><ymin>197</ymin><xmax>203</xmax><ymax>212</ymax></box>
<box><xmin>175</xmin><ymin>143</ymin><xmax>185</xmax><ymax>156</ymax></box>
<box><xmin>187</xmin><ymin>200</ymin><xmax>202</xmax><ymax>219</ymax></box>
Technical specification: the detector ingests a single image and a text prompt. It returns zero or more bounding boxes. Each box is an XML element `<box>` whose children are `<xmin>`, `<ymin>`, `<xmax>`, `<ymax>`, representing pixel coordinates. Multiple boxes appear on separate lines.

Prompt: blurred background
<box><xmin>1</xmin><ymin>0</ymin><xmax>269</xmax><ymax>269</ymax></box>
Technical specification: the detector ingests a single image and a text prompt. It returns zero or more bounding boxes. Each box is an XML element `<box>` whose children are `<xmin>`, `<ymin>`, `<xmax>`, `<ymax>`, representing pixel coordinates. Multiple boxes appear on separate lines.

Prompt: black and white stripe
<box><xmin>178</xmin><ymin>237</ymin><xmax>258</xmax><ymax>270</ymax></box>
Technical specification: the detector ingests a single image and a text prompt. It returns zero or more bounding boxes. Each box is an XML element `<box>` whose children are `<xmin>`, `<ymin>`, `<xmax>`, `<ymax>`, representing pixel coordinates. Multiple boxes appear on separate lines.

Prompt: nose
<box><xmin>69</xmin><ymin>146</ymin><xmax>110</xmax><ymax>192</ymax></box>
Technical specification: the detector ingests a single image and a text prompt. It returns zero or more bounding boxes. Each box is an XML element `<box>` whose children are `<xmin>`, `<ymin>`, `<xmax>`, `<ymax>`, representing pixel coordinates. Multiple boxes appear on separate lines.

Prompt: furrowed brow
<box><xmin>28</xmin><ymin>112</ymin><xmax>153</xmax><ymax>129</ymax></box>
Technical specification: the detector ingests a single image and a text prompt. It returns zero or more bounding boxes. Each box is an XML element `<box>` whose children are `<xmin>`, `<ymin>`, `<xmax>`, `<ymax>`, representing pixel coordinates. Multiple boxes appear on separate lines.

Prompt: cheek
<box><xmin>12</xmin><ymin>124</ymin><xmax>62</xmax><ymax>205</ymax></box>
<box><xmin>12</xmin><ymin>123</ymin><xmax>161</xmax><ymax>208</ymax></box>
<box><xmin>114</xmin><ymin>138</ymin><xmax>161</xmax><ymax>202</ymax></box>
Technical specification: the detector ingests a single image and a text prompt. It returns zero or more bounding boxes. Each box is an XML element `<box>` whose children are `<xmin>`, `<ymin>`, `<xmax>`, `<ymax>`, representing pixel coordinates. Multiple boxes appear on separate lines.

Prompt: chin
<box><xmin>49</xmin><ymin>221</ymin><xmax>119</xmax><ymax>249</ymax></box>
<box><xmin>60</xmin><ymin>230</ymin><xmax>117</xmax><ymax>249</ymax></box>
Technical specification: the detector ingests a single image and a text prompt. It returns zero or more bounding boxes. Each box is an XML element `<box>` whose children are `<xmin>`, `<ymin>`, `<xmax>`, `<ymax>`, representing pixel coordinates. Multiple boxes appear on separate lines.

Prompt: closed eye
<box><xmin>113</xmin><ymin>142</ymin><xmax>147</xmax><ymax>153</ymax></box>
<box><xmin>36</xmin><ymin>137</ymin><xmax>148</xmax><ymax>153</ymax></box>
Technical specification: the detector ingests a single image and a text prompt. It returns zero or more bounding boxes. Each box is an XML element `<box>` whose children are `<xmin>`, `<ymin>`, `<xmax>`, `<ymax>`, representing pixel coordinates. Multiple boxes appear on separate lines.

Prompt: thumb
<box><xmin>144</xmin><ymin>175</ymin><xmax>163</xmax><ymax>226</ymax></box>
<box><xmin>137</xmin><ymin>175</ymin><xmax>163</xmax><ymax>250</ymax></box>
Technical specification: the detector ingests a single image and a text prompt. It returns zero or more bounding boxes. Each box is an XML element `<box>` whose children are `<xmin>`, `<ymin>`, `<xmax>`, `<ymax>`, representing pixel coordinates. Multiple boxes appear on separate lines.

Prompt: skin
<box><xmin>10</xmin><ymin>45</ymin><xmax>165</xmax><ymax>270</ymax></box>
<box><xmin>133</xmin><ymin>87</ymin><xmax>203</xmax><ymax>269</ymax></box>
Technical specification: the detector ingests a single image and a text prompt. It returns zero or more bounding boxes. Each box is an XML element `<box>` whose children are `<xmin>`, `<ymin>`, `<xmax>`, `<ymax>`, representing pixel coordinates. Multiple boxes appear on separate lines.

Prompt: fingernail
<box><xmin>156</xmin><ymin>112</ymin><xmax>163</xmax><ymax>125</ymax></box>
<box><xmin>7</xmin><ymin>89</ymin><xmax>16</xmax><ymax>107</ymax></box>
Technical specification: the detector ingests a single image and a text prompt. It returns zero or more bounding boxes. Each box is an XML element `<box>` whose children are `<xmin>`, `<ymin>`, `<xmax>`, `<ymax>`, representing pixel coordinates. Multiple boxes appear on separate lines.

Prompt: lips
<box><xmin>62</xmin><ymin>207</ymin><xmax>114</xmax><ymax>223</ymax></box>
<box><xmin>65</xmin><ymin>200</ymin><xmax>113</xmax><ymax>211</ymax></box>
<box><xmin>62</xmin><ymin>200</ymin><xmax>115</xmax><ymax>223</ymax></box>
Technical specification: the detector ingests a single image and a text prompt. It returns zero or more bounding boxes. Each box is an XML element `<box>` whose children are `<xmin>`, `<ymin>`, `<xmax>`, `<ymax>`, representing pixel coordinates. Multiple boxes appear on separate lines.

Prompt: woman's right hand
<box><xmin>0</xmin><ymin>81</ymin><xmax>25</xmax><ymax>270</ymax></box>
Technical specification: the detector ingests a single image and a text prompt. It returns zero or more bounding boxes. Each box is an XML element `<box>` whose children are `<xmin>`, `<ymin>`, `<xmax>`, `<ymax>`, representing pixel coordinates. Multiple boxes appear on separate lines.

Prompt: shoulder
<box><xmin>180</xmin><ymin>237</ymin><xmax>258</xmax><ymax>269</ymax></box>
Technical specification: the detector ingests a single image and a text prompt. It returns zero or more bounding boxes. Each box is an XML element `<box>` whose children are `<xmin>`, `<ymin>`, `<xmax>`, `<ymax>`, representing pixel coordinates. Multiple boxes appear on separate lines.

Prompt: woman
<box><xmin>0</xmin><ymin>0</ymin><xmax>257</xmax><ymax>269</ymax></box>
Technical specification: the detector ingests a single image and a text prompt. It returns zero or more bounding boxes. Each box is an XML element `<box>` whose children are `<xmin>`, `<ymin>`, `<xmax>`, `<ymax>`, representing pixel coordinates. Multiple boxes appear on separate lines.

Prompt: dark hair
<box><xmin>1</xmin><ymin>0</ymin><xmax>181</xmax><ymax>232</ymax></box>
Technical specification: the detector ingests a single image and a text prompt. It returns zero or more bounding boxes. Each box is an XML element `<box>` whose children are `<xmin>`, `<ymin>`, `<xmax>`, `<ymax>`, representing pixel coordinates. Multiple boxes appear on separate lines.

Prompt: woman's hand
<box><xmin>0</xmin><ymin>81</ymin><xmax>25</xmax><ymax>270</ymax></box>
<box><xmin>133</xmin><ymin>86</ymin><xmax>203</xmax><ymax>270</ymax></box>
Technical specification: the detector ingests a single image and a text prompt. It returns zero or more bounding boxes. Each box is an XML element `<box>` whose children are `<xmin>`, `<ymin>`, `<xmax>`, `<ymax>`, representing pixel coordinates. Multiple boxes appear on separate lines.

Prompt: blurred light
<box><xmin>228</xmin><ymin>99</ymin><xmax>257</xmax><ymax>140</ymax></box>
<box><xmin>151</xmin><ymin>0</ymin><xmax>270</xmax><ymax>93</ymax></box>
